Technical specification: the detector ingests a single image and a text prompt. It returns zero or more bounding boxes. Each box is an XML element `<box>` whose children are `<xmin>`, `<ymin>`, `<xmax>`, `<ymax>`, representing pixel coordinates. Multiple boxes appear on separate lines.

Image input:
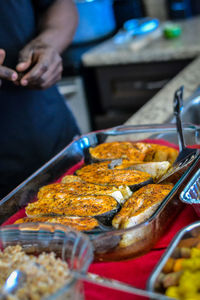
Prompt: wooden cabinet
<box><xmin>83</xmin><ymin>58</ymin><xmax>192</xmax><ymax>130</ymax></box>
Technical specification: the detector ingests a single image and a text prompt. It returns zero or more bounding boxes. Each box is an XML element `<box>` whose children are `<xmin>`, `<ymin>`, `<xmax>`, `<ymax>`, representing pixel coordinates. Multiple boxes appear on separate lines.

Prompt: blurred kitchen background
<box><xmin>58</xmin><ymin>0</ymin><xmax>200</xmax><ymax>133</ymax></box>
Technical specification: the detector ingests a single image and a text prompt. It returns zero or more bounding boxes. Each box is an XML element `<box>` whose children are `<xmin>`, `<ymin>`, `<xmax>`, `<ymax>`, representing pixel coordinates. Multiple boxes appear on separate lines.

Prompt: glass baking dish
<box><xmin>0</xmin><ymin>223</ymin><xmax>93</xmax><ymax>300</ymax></box>
<box><xmin>0</xmin><ymin>124</ymin><xmax>200</xmax><ymax>262</ymax></box>
<box><xmin>147</xmin><ymin>220</ymin><xmax>200</xmax><ymax>298</ymax></box>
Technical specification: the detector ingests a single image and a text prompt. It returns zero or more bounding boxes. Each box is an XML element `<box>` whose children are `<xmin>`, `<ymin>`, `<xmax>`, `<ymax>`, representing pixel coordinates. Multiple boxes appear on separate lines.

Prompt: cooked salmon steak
<box><xmin>76</xmin><ymin>165</ymin><xmax>152</xmax><ymax>191</ymax></box>
<box><xmin>15</xmin><ymin>216</ymin><xmax>99</xmax><ymax>231</ymax></box>
<box><xmin>89</xmin><ymin>141</ymin><xmax>145</xmax><ymax>162</ymax></box>
<box><xmin>113</xmin><ymin>160</ymin><xmax>171</xmax><ymax>181</ymax></box>
<box><xmin>112</xmin><ymin>183</ymin><xmax>173</xmax><ymax>247</ymax></box>
<box><xmin>112</xmin><ymin>183</ymin><xmax>173</xmax><ymax>229</ymax></box>
<box><xmin>133</xmin><ymin>143</ymin><xmax>178</xmax><ymax>164</ymax></box>
<box><xmin>25</xmin><ymin>194</ymin><xmax>120</xmax><ymax>225</ymax></box>
<box><xmin>38</xmin><ymin>181</ymin><xmax>132</xmax><ymax>204</ymax></box>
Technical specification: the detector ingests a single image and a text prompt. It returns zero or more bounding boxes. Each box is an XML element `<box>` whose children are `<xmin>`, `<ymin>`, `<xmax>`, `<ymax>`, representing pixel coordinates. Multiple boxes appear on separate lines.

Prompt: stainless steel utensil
<box><xmin>0</xmin><ymin>270</ymin><xmax>26</xmax><ymax>299</ymax></box>
<box><xmin>180</xmin><ymin>168</ymin><xmax>200</xmax><ymax>216</ymax></box>
<box><xmin>159</xmin><ymin>86</ymin><xmax>199</xmax><ymax>183</ymax></box>
<box><xmin>74</xmin><ymin>271</ymin><xmax>174</xmax><ymax>300</ymax></box>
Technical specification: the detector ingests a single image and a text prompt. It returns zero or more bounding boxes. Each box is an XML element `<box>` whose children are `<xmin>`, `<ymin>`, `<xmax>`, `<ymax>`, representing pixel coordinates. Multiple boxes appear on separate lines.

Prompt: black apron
<box><xmin>0</xmin><ymin>0</ymin><xmax>80</xmax><ymax>198</ymax></box>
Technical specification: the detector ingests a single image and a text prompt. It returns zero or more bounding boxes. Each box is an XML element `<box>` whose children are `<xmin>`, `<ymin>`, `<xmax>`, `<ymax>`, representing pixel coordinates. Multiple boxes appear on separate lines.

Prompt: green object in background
<box><xmin>163</xmin><ymin>24</ymin><xmax>182</xmax><ymax>39</ymax></box>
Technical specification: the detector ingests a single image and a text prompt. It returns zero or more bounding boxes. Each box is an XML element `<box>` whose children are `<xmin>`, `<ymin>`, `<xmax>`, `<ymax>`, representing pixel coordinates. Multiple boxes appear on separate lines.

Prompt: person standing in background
<box><xmin>0</xmin><ymin>0</ymin><xmax>80</xmax><ymax>199</ymax></box>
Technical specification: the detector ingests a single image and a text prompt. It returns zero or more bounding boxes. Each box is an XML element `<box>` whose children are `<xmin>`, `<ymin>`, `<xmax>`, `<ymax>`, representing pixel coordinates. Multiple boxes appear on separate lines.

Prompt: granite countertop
<box><xmin>82</xmin><ymin>17</ymin><xmax>200</xmax><ymax>67</ymax></box>
<box><xmin>106</xmin><ymin>55</ymin><xmax>200</xmax><ymax>141</ymax></box>
<box><xmin>125</xmin><ymin>55</ymin><xmax>200</xmax><ymax>126</ymax></box>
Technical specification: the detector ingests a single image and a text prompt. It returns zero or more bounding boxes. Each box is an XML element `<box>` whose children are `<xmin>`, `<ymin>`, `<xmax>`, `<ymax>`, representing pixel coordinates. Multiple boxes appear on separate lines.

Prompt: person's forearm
<box><xmin>35</xmin><ymin>0</ymin><xmax>78</xmax><ymax>53</ymax></box>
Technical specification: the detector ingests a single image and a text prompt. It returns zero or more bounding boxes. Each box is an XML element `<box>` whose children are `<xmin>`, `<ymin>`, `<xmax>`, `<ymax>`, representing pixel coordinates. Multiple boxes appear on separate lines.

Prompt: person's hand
<box><xmin>16</xmin><ymin>40</ymin><xmax>63</xmax><ymax>89</ymax></box>
<box><xmin>0</xmin><ymin>49</ymin><xmax>18</xmax><ymax>86</ymax></box>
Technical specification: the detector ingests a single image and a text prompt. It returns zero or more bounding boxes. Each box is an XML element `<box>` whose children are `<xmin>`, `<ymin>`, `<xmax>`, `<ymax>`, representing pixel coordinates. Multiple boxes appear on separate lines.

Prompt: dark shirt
<box><xmin>0</xmin><ymin>0</ymin><xmax>80</xmax><ymax>198</ymax></box>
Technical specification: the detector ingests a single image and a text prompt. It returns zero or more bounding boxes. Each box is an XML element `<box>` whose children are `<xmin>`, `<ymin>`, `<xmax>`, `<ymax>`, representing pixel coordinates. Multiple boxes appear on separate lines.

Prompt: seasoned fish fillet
<box><xmin>112</xmin><ymin>183</ymin><xmax>174</xmax><ymax>247</ymax></box>
<box><xmin>76</xmin><ymin>166</ymin><xmax>152</xmax><ymax>191</ymax></box>
<box><xmin>114</xmin><ymin>160</ymin><xmax>171</xmax><ymax>181</ymax></box>
<box><xmin>25</xmin><ymin>194</ymin><xmax>119</xmax><ymax>219</ymax></box>
<box><xmin>133</xmin><ymin>143</ymin><xmax>178</xmax><ymax>164</ymax></box>
<box><xmin>89</xmin><ymin>142</ymin><xmax>145</xmax><ymax>162</ymax></box>
<box><xmin>15</xmin><ymin>216</ymin><xmax>99</xmax><ymax>231</ymax></box>
<box><xmin>112</xmin><ymin>183</ymin><xmax>173</xmax><ymax>229</ymax></box>
<box><xmin>76</xmin><ymin>161</ymin><xmax>110</xmax><ymax>173</ymax></box>
<box><xmin>61</xmin><ymin>175</ymin><xmax>83</xmax><ymax>183</ymax></box>
<box><xmin>38</xmin><ymin>181</ymin><xmax>132</xmax><ymax>204</ymax></box>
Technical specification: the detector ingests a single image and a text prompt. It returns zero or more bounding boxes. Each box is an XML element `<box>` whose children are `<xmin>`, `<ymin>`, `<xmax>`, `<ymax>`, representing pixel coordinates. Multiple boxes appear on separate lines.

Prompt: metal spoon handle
<box><xmin>174</xmin><ymin>86</ymin><xmax>186</xmax><ymax>152</ymax></box>
<box><xmin>73</xmin><ymin>271</ymin><xmax>174</xmax><ymax>300</ymax></box>
<box><xmin>0</xmin><ymin>270</ymin><xmax>26</xmax><ymax>299</ymax></box>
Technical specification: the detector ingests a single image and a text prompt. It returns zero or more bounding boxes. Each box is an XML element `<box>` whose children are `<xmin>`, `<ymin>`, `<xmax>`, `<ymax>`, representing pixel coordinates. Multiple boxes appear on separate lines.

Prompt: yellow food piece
<box><xmin>191</xmin><ymin>248</ymin><xmax>200</xmax><ymax>258</ymax></box>
<box><xmin>178</xmin><ymin>270</ymin><xmax>200</xmax><ymax>296</ymax></box>
<box><xmin>163</xmin><ymin>258</ymin><xmax>175</xmax><ymax>273</ymax></box>
<box><xmin>164</xmin><ymin>246</ymin><xmax>200</xmax><ymax>300</ymax></box>
<box><xmin>173</xmin><ymin>258</ymin><xmax>185</xmax><ymax>272</ymax></box>
<box><xmin>15</xmin><ymin>216</ymin><xmax>99</xmax><ymax>231</ymax></box>
<box><xmin>181</xmin><ymin>257</ymin><xmax>200</xmax><ymax>271</ymax></box>
<box><xmin>165</xmin><ymin>286</ymin><xmax>180</xmax><ymax>299</ymax></box>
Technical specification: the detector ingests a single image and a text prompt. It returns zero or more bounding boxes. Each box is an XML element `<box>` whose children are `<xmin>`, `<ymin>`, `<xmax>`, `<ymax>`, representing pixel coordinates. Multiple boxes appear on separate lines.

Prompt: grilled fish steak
<box><xmin>15</xmin><ymin>216</ymin><xmax>99</xmax><ymax>231</ymax></box>
<box><xmin>113</xmin><ymin>183</ymin><xmax>173</xmax><ymax>229</ymax></box>
<box><xmin>38</xmin><ymin>181</ymin><xmax>132</xmax><ymax>204</ymax></box>
<box><xmin>133</xmin><ymin>143</ymin><xmax>178</xmax><ymax>164</ymax></box>
<box><xmin>76</xmin><ymin>165</ymin><xmax>152</xmax><ymax>191</ymax></box>
<box><xmin>89</xmin><ymin>141</ymin><xmax>145</xmax><ymax>162</ymax></box>
<box><xmin>114</xmin><ymin>160</ymin><xmax>171</xmax><ymax>181</ymax></box>
<box><xmin>25</xmin><ymin>194</ymin><xmax>120</xmax><ymax>225</ymax></box>
<box><xmin>112</xmin><ymin>183</ymin><xmax>174</xmax><ymax>247</ymax></box>
<box><xmin>61</xmin><ymin>175</ymin><xmax>83</xmax><ymax>183</ymax></box>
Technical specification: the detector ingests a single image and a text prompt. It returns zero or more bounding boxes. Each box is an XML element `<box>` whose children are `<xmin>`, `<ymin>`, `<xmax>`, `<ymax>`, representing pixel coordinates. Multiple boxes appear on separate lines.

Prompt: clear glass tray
<box><xmin>0</xmin><ymin>123</ymin><xmax>199</xmax><ymax>262</ymax></box>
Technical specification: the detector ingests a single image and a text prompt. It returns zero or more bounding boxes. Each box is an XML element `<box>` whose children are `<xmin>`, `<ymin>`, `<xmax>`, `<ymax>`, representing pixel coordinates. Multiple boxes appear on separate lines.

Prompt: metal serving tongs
<box><xmin>74</xmin><ymin>271</ymin><xmax>174</xmax><ymax>300</ymax></box>
<box><xmin>159</xmin><ymin>86</ymin><xmax>199</xmax><ymax>183</ymax></box>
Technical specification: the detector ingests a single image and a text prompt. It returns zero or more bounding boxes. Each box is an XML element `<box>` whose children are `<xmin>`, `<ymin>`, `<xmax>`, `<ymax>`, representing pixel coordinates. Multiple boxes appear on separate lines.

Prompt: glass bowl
<box><xmin>0</xmin><ymin>223</ymin><xmax>93</xmax><ymax>300</ymax></box>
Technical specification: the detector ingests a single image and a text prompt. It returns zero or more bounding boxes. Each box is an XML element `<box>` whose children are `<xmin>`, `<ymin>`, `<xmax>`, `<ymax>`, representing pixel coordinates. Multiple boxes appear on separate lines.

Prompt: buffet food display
<box><xmin>0</xmin><ymin>124</ymin><xmax>199</xmax><ymax>261</ymax></box>
<box><xmin>18</xmin><ymin>141</ymin><xmax>177</xmax><ymax>231</ymax></box>
<box><xmin>148</xmin><ymin>221</ymin><xmax>200</xmax><ymax>300</ymax></box>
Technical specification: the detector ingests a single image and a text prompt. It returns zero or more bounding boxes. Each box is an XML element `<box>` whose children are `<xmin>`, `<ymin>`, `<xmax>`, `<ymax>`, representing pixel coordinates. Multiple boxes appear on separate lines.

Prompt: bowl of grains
<box><xmin>0</xmin><ymin>223</ymin><xmax>93</xmax><ymax>300</ymax></box>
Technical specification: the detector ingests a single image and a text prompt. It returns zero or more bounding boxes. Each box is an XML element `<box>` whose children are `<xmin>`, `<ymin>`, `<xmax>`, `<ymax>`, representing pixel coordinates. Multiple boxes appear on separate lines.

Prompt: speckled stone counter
<box><xmin>105</xmin><ymin>56</ymin><xmax>200</xmax><ymax>142</ymax></box>
<box><xmin>125</xmin><ymin>56</ymin><xmax>200</xmax><ymax>126</ymax></box>
<box><xmin>82</xmin><ymin>17</ymin><xmax>200</xmax><ymax>67</ymax></box>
